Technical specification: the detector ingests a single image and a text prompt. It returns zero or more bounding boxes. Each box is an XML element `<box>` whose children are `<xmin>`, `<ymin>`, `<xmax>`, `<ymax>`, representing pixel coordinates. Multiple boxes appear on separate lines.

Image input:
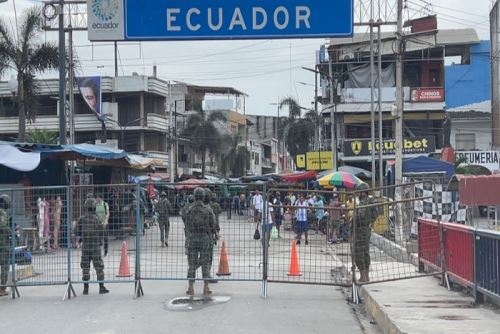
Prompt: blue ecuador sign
<box><xmin>123</xmin><ymin>0</ymin><xmax>353</xmax><ymax>41</ymax></box>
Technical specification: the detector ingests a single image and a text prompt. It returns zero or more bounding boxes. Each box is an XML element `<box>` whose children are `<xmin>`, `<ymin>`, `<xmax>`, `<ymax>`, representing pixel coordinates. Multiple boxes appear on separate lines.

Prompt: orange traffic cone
<box><xmin>287</xmin><ymin>241</ymin><xmax>302</xmax><ymax>276</ymax></box>
<box><xmin>216</xmin><ymin>241</ymin><xmax>231</xmax><ymax>276</ymax></box>
<box><xmin>116</xmin><ymin>241</ymin><xmax>132</xmax><ymax>277</ymax></box>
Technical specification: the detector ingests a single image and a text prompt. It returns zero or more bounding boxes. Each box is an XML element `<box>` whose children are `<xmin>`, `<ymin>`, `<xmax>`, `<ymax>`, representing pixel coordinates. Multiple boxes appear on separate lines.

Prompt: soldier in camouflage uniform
<box><xmin>353</xmin><ymin>183</ymin><xmax>377</xmax><ymax>283</ymax></box>
<box><xmin>156</xmin><ymin>191</ymin><xmax>173</xmax><ymax>247</ymax></box>
<box><xmin>181</xmin><ymin>195</ymin><xmax>195</xmax><ymax>255</ymax></box>
<box><xmin>0</xmin><ymin>194</ymin><xmax>11</xmax><ymax>297</ymax></box>
<box><xmin>205</xmin><ymin>188</ymin><xmax>221</xmax><ymax>283</ymax></box>
<box><xmin>78</xmin><ymin>198</ymin><xmax>109</xmax><ymax>295</ymax></box>
<box><xmin>184</xmin><ymin>187</ymin><xmax>216</xmax><ymax>296</ymax></box>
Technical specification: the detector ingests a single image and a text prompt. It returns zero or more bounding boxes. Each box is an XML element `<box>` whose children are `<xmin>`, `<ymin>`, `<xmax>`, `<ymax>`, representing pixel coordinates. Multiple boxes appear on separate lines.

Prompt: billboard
<box><xmin>296</xmin><ymin>151</ymin><xmax>333</xmax><ymax>170</ymax></box>
<box><xmin>343</xmin><ymin>137</ymin><xmax>436</xmax><ymax>157</ymax></box>
<box><xmin>76</xmin><ymin>76</ymin><xmax>103</xmax><ymax>120</ymax></box>
<box><xmin>88</xmin><ymin>0</ymin><xmax>353</xmax><ymax>41</ymax></box>
<box><xmin>456</xmin><ymin>151</ymin><xmax>500</xmax><ymax>172</ymax></box>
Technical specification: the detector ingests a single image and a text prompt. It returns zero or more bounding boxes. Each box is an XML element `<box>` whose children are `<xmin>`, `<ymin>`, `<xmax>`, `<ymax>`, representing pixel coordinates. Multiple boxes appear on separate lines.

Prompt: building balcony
<box><xmin>146</xmin><ymin>113</ymin><xmax>169</xmax><ymax>131</ymax></box>
<box><xmin>339</xmin><ymin>87</ymin><xmax>444</xmax><ymax>104</ymax></box>
<box><xmin>261</xmin><ymin>157</ymin><xmax>272</xmax><ymax>167</ymax></box>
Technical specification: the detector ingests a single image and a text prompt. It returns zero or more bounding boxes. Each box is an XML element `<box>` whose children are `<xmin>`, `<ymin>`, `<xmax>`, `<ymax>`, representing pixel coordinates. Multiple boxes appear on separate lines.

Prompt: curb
<box><xmin>358</xmin><ymin>285</ymin><xmax>406</xmax><ymax>334</ymax></box>
<box><xmin>370</xmin><ymin>233</ymin><xmax>418</xmax><ymax>267</ymax></box>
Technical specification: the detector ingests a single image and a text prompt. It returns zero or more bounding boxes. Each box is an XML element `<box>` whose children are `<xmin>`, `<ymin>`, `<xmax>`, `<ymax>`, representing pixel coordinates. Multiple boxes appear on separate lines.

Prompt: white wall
<box><xmin>451</xmin><ymin>119</ymin><xmax>492</xmax><ymax>150</ymax></box>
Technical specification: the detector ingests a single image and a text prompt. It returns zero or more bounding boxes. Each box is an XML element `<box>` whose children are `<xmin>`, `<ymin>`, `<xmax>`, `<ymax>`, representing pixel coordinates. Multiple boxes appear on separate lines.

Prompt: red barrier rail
<box><xmin>442</xmin><ymin>222</ymin><xmax>474</xmax><ymax>287</ymax></box>
<box><xmin>418</xmin><ymin>219</ymin><xmax>442</xmax><ymax>272</ymax></box>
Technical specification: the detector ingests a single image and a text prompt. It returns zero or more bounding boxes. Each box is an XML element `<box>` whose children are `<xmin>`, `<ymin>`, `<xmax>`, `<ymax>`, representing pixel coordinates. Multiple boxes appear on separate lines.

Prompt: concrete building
<box><xmin>317</xmin><ymin>19</ymin><xmax>480</xmax><ymax>171</ymax></box>
<box><xmin>0</xmin><ymin>75</ymin><xmax>247</xmax><ymax>177</ymax></box>
<box><xmin>246</xmin><ymin>114</ymin><xmax>291</xmax><ymax>175</ymax></box>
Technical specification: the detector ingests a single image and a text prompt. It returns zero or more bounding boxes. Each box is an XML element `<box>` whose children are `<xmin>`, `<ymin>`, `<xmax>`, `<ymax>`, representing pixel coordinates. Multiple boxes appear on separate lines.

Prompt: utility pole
<box><xmin>328</xmin><ymin>58</ymin><xmax>337</xmax><ymax>171</ymax></box>
<box><xmin>58</xmin><ymin>0</ymin><xmax>66</xmax><ymax>145</ymax></box>
<box><xmin>369</xmin><ymin>16</ymin><xmax>376</xmax><ymax>186</ymax></box>
<box><xmin>395</xmin><ymin>0</ymin><xmax>405</xmax><ymax>244</ymax></box>
<box><xmin>168</xmin><ymin>81</ymin><xmax>175</xmax><ymax>182</ymax></box>
<box><xmin>377</xmin><ymin>23</ymin><xmax>384</xmax><ymax>188</ymax></box>
<box><xmin>314</xmin><ymin>65</ymin><xmax>322</xmax><ymax>171</ymax></box>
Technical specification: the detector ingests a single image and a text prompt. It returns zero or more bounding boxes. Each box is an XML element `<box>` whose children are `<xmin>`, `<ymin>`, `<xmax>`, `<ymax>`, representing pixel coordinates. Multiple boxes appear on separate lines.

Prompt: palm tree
<box><xmin>0</xmin><ymin>7</ymin><xmax>59</xmax><ymax>142</ymax></box>
<box><xmin>278</xmin><ymin>97</ymin><xmax>315</xmax><ymax>160</ymax></box>
<box><xmin>279</xmin><ymin>96</ymin><xmax>302</xmax><ymax>119</ymax></box>
<box><xmin>221</xmin><ymin>133</ymin><xmax>250</xmax><ymax>177</ymax></box>
<box><xmin>182</xmin><ymin>109</ymin><xmax>226</xmax><ymax>178</ymax></box>
<box><xmin>27</xmin><ymin>128</ymin><xmax>58</xmax><ymax>144</ymax></box>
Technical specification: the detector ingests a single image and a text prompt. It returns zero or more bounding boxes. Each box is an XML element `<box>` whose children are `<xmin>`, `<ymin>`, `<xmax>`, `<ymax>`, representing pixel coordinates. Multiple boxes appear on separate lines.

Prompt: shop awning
<box><xmin>65</xmin><ymin>143</ymin><xmax>127</xmax><ymax>160</ymax></box>
<box><xmin>448</xmin><ymin>174</ymin><xmax>500</xmax><ymax>206</ymax></box>
<box><xmin>280</xmin><ymin>171</ymin><xmax>317</xmax><ymax>183</ymax></box>
<box><xmin>0</xmin><ymin>144</ymin><xmax>41</xmax><ymax>172</ymax></box>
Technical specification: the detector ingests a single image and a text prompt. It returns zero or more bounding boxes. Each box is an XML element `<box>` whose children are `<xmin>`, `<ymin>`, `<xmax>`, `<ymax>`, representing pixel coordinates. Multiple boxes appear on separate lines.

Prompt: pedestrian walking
<box><xmin>184</xmin><ymin>187</ymin><xmax>216</xmax><ymax>296</ymax></box>
<box><xmin>272</xmin><ymin>192</ymin><xmax>283</xmax><ymax>238</ymax></box>
<box><xmin>354</xmin><ymin>183</ymin><xmax>378</xmax><ymax>283</ymax></box>
<box><xmin>0</xmin><ymin>194</ymin><xmax>11</xmax><ymax>297</ymax></box>
<box><xmin>294</xmin><ymin>194</ymin><xmax>309</xmax><ymax>245</ymax></box>
<box><xmin>328</xmin><ymin>194</ymin><xmax>342</xmax><ymax>243</ymax></box>
<box><xmin>77</xmin><ymin>198</ymin><xmax>109</xmax><ymax>295</ymax></box>
<box><xmin>157</xmin><ymin>191</ymin><xmax>173</xmax><ymax>247</ymax></box>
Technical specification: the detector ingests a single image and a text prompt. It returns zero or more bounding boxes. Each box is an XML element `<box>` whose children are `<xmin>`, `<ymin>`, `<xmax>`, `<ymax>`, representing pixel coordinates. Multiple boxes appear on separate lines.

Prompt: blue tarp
<box><xmin>64</xmin><ymin>143</ymin><xmax>127</xmax><ymax>160</ymax></box>
<box><xmin>388</xmin><ymin>156</ymin><xmax>455</xmax><ymax>184</ymax></box>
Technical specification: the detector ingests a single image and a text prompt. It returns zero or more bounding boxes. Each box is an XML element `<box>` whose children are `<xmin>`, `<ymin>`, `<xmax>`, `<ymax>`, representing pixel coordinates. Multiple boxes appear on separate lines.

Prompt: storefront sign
<box><xmin>296</xmin><ymin>151</ymin><xmax>333</xmax><ymax>170</ymax></box>
<box><xmin>88</xmin><ymin>0</ymin><xmax>354</xmax><ymax>41</ymax></box>
<box><xmin>456</xmin><ymin>151</ymin><xmax>500</xmax><ymax>171</ymax></box>
<box><xmin>411</xmin><ymin>88</ymin><xmax>444</xmax><ymax>102</ymax></box>
<box><xmin>343</xmin><ymin>137</ymin><xmax>436</xmax><ymax>157</ymax></box>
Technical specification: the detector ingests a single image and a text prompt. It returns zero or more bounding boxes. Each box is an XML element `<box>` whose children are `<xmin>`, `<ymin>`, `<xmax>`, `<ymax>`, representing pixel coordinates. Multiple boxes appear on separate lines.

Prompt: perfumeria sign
<box><xmin>88</xmin><ymin>0</ymin><xmax>353</xmax><ymax>41</ymax></box>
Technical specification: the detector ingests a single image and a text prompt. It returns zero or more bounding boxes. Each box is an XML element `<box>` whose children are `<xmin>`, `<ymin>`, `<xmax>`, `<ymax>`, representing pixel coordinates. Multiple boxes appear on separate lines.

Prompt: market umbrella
<box><xmin>174</xmin><ymin>178</ymin><xmax>208</xmax><ymax>190</ymax></box>
<box><xmin>318</xmin><ymin>166</ymin><xmax>372</xmax><ymax>180</ymax></box>
<box><xmin>317</xmin><ymin>171</ymin><xmax>365</xmax><ymax>189</ymax></box>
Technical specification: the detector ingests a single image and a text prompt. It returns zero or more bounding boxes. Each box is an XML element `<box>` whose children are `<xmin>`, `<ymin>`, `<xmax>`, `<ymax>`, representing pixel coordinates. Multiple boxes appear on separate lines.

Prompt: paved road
<box><xmin>1</xmin><ymin>214</ymin><xmax>372</xmax><ymax>334</ymax></box>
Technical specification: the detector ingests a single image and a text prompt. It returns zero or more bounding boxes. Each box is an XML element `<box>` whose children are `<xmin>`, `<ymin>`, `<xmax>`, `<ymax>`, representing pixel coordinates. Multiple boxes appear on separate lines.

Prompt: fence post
<box><xmin>10</xmin><ymin>191</ymin><xmax>20</xmax><ymax>299</ymax></box>
<box><xmin>261</xmin><ymin>184</ymin><xmax>268</xmax><ymax>299</ymax></box>
<box><xmin>351</xmin><ymin>191</ymin><xmax>359</xmax><ymax>304</ymax></box>
<box><xmin>473</xmin><ymin>228</ymin><xmax>484</xmax><ymax>304</ymax></box>
<box><xmin>63</xmin><ymin>186</ymin><xmax>76</xmax><ymax>300</ymax></box>
<box><xmin>134</xmin><ymin>183</ymin><xmax>144</xmax><ymax>298</ymax></box>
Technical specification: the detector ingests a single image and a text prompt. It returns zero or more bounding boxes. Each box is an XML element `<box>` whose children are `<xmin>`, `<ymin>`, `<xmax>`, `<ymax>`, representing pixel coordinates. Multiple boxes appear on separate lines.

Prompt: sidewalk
<box><xmin>359</xmin><ymin>276</ymin><xmax>500</xmax><ymax>334</ymax></box>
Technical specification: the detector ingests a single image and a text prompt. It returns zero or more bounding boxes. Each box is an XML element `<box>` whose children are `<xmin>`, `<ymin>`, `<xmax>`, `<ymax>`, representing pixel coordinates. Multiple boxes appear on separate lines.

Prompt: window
<box><xmin>455</xmin><ymin>133</ymin><xmax>476</xmax><ymax>151</ymax></box>
<box><xmin>255</xmin><ymin>153</ymin><xmax>260</xmax><ymax>165</ymax></box>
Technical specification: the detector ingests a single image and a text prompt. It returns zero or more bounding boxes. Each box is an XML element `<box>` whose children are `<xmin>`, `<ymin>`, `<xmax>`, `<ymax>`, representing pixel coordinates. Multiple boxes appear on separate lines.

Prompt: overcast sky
<box><xmin>0</xmin><ymin>0</ymin><xmax>493</xmax><ymax>116</ymax></box>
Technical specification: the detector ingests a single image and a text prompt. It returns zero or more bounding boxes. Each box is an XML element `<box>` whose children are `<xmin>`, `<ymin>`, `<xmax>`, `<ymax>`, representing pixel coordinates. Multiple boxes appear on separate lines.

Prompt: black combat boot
<box><xmin>99</xmin><ymin>283</ymin><xmax>109</xmax><ymax>294</ymax></box>
<box><xmin>83</xmin><ymin>283</ymin><xmax>89</xmax><ymax>295</ymax></box>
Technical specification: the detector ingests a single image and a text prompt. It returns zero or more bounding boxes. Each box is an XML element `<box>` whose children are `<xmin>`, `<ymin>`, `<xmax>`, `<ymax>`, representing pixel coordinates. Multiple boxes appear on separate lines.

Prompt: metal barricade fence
<box><xmin>69</xmin><ymin>184</ymin><xmax>137</xmax><ymax>286</ymax></box>
<box><xmin>475</xmin><ymin>229</ymin><xmax>500</xmax><ymax>304</ymax></box>
<box><xmin>265</xmin><ymin>189</ymin><xmax>352</xmax><ymax>286</ymax></box>
<box><xmin>351</xmin><ymin>181</ymin><xmax>441</xmax><ymax>285</ymax></box>
<box><xmin>138</xmin><ymin>182</ymin><xmax>265</xmax><ymax>282</ymax></box>
<box><xmin>418</xmin><ymin>219</ymin><xmax>442</xmax><ymax>272</ymax></box>
<box><xmin>2</xmin><ymin>186</ymin><xmax>69</xmax><ymax>289</ymax></box>
<box><xmin>442</xmin><ymin>222</ymin><xmax>474</xmax><ymax>287</ymax></box>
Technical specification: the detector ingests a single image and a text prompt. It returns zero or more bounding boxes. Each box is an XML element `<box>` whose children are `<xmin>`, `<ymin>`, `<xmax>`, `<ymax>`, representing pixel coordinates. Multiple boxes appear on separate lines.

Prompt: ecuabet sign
<box><xmin>88</xmin><ymin>0</ymin><xmax>353</xmax><ymax>41</ymax></box>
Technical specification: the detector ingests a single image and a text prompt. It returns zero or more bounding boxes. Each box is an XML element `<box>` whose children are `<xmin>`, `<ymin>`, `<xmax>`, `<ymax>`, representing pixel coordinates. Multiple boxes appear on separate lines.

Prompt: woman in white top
<box><xmin>294</xmin><ymin>194</ymin><xmax>309</xmax><ymax>245</ymax></box>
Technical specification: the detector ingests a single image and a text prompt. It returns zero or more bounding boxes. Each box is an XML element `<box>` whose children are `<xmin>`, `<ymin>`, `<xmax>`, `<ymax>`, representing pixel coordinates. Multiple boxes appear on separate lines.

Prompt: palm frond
<box><xmin>28</xmin><ymin>42</ymin><xmax>59</xmax><ymax>73</ymax></box>
<box><xmin>20</xmin><ymin>7</ymin><xmax>43</xmax><ymax>59</ymax></box>
<box><xmin>279</xmin><ymin>97</ymin><xmax>302</xmax><ymax>119</ymax></box>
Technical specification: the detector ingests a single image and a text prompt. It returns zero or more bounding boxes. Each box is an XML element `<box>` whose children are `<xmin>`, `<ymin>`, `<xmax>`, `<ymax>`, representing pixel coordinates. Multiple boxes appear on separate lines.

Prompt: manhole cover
<box><xmin>166</xmin><ymin>295</ymin><xmax>231</xmax><ymax>311</ymax></box>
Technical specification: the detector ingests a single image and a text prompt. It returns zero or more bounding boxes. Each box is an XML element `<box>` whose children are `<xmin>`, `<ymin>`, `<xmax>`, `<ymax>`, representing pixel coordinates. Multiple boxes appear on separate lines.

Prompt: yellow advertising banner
<box><xmin>296</xmin><ymin>154</ymin><xmax>306</xmax><ymax>168</ymax></box>
<box><xmin>306</xmin><ymin>151</ymin><xmax>333</xmax><ymax>170</ymax></box>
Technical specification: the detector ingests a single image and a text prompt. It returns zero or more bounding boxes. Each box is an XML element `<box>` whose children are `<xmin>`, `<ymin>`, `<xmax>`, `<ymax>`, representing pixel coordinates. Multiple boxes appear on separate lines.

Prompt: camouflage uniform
<box><xmin>78</xmin><ymin>207</ymin><xmax>105</xmax><ymax>282</ymax></box>
<box><xmin>181</xmin><ymin>195</ymin><xmax>194</xmax><ymax>253</ymax></box>
<box><xmin>0</xmin><ymin>206</ymin><xmax>10</xmax><ymax>292</ymax></box>
<box><xmin>156</xmin><ymin>192</ymin><xmax>173</xmax><ymax>247</ymax></box>
<box><xmin>185</xmin><ymin>190</ymin><xmax>216</xmax><ymax>290</ymax></box>
<box><xmin>353</xmin><ymin>184</ymin><xmax>377</xmax><ymax>283</ymax></box>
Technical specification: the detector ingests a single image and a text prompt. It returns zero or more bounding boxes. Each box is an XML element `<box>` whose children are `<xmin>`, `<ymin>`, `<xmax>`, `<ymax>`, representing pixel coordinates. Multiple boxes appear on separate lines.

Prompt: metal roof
<box><xmin>327</xmin><ymin>29</ymin><xmax>480</xmax><ymax>56</ymax></box>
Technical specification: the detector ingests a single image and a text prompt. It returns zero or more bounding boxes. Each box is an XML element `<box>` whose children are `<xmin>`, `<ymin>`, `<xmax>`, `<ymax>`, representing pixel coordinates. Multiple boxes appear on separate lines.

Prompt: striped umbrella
<box><xmin>317</xmin><ymin>171</ymin><xmax>365</xmax><ymax>189</ymax></box>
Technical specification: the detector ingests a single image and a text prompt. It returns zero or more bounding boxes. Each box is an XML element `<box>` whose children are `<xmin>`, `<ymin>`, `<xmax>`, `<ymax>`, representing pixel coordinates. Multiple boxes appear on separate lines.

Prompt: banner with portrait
<box><xmin>76</xmin><ymin>76</ymin><xmax>102</xmax><ymax>120</ymax></box>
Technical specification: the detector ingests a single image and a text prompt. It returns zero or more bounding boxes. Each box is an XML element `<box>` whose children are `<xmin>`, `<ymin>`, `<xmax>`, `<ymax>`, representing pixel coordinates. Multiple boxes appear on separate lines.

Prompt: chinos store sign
<box><xmin>88</xmin><ymin>0</ymin><xmax>354</xmax><ymax>41</ymax></box>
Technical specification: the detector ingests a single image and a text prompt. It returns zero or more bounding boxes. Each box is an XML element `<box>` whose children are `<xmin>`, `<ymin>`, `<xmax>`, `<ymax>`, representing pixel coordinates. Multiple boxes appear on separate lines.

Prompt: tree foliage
<box><xmin>182</xmin><ymin>110</ymin><xmax>226</xmax><ymax>177</ymax></box>
<box><xmin>0</xmin><ymin>6</ymin><xmax>59</xmax><ymax>142</ymax></box>
<box><xmin>221</xmin><ymin>133</ymin><xmax>250</xmax><ymax>177</ymax></box>
<box><xmin>278</xmin><ymin>97</ymin><xmax>315</xmax><ymax>159</ymax></box>
<box><xmin>27</xmin><ymin>128</ymin><xmax>58</xmax><ymax>144</ymax></box>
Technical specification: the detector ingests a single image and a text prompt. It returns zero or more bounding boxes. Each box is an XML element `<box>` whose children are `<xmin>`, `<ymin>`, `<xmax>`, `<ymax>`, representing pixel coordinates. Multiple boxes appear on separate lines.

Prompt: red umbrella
<box><xmin>174</xmin><ymin>178</ymin><xmax>208</xmax><ymax>190</ymax></box>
